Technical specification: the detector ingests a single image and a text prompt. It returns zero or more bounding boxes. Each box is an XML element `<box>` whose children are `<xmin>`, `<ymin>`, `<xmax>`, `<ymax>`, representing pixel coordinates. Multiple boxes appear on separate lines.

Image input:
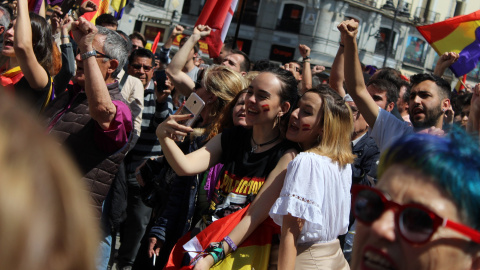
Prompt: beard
<box><xmin>410</xmin><ymin>105</ymin><xmax>443</xmax><ymax>129</ymax></box>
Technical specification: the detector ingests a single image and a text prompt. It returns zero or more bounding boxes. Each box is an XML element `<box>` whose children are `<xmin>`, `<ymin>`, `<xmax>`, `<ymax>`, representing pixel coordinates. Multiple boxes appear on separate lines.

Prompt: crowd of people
<box><xmin>0</xmin><ymin>2</ymin><xmax>479</xmax><ymax>269</ymax></box>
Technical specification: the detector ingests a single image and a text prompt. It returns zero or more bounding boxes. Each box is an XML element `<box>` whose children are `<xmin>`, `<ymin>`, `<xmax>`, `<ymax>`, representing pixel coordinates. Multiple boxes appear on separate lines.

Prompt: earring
<box><xmin>316</xmin><ymin>134</ymin><xmax>321</xmax><ymax>143</ymax></box>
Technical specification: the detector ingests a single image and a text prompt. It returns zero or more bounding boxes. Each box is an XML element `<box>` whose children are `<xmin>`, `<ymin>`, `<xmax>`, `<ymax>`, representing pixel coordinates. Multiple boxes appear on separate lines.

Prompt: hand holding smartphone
<box><xmin>175</xmin><ymin>92</ymin><xmax>205</xmax><ymax>141</ymax></box>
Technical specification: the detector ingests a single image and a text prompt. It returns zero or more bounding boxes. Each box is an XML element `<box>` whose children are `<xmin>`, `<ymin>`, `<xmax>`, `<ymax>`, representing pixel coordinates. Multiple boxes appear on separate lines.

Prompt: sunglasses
<box><xmin>352</xmin><ymin>185</ymin><xmax>480</xmax><ymax>244</ymax></box>
<box><xmin>131</xmin><ymin>64</ymin><xmax>153</xmax><ymax>72</ymax></box>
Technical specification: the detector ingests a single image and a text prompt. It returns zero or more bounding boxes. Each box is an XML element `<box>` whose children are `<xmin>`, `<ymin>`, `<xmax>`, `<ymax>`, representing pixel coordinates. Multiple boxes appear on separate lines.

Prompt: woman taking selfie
<box><xmin>156</xmin><ymin>68</ymin><xmax>299</xmax><ymax>269</ymax></box>
<box><xmin>136</xmin><ymin>64</ymin><xmax>246</xmax><ymax>269</ymax></box>
<box><xmin>350</xmin><ymin>128</ymin><xmax>480</xmax><ymax>270</ymax></box>
<box><xmin>269</xmin><ymin>86</ymin><xmax>354</xmax><ymax>269</ymax></box>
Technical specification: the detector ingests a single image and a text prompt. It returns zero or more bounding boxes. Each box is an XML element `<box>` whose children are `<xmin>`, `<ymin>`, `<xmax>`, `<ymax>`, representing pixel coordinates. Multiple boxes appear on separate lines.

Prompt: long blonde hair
<box><xmin>307</xmin><ymin>85</ymin><xmax>355</xmax><ymax>167</ymax></box>
<box><xmin>0</xmin><ymin>91</ymin><xmax>98</xmax><ymax>270</ymax></box>
<box><xmin>202</xmin><ymin>65</ymin><xmax>247</xmax><ymax>138</ymax></box>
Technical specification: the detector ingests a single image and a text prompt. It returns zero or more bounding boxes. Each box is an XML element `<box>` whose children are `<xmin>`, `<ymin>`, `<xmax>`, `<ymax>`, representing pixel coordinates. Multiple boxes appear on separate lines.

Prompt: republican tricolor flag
<box><xmin>417</xmin><ymin>10</ymin><xmax>480</xmax><ymax>77</ymax></box>
<box><xmin>165</xmin><ymin>205</ymin><xmax>280</xmax><ymax>270</ymax></box>
<box><xmin>81</xmin><ymin>0</ymin><xmax>110</xmax><ymax>23</ymax></box>
<box><xmin>195</xmin><ymin>0</ymin><xmax>238</xmax><ymax>58</ymax></box>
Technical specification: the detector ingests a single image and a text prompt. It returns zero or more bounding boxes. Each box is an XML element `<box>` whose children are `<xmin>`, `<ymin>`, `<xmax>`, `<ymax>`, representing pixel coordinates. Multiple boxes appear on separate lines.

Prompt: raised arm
<box><xmin>329</xmin><ymin>39</ymin><xmax>346</xmax><ymax>97</ymax></box>
<box><xmin>340</xmin><ymin>19</ymin><xmax>379</xmax><ymax>128</ymax></box>
<box><xmin>193</xmin><ymin>149</ymin><xmax>298</xmax><ymax>270</ymax></box>
<box><xmin>71</xmin><ymin>18</ymin><xmax>118</xmax><ymax>130</ymax></box>
<box><xmin>14</xmin><ymin>0</ymin><xmax>49</xmax><ymax>89</ymax></box>
<box><xmin>165</xmin><ymin>25</ymin><xmax>211</xmax><ymax>97</ymax></box>
<box><xmin>156</xmin><ymin>113</ymin><xmax>222</xmax><ymax>176</ymax></box>
<box><xmin>158</xmin><ymin>25</ymin><xmax>184</xmax><ymax>64</ymax></box>
<box><xmin>433</xmin><ymin>52</ymin><xmax>459</xmax><ymax>77</ymax></box>
<box><xmin>299</xmin><ymin>44</ymin><xmax>312</xmax><ymax>94</ymax></box>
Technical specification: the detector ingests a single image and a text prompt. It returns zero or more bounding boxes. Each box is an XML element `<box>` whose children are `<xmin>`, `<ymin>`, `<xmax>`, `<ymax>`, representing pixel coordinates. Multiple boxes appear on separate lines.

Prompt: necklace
<box><xmin>251</xmin><ymin>134</ymin><xmax>280</xmax><ymax>153</ymax></box>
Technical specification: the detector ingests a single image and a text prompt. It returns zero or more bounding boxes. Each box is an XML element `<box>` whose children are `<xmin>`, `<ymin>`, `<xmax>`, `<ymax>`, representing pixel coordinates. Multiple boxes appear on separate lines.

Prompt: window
<box><xmin>182</xmin><ymin>0</ymin><xmax>191</xmax><ymax>14</ymax></box>
<box><xmin>233</xmin><ymin>0</ymin><xmax>260</xmax><ymax>26</ymax></box>
<box><xmin>375</xmin><ymin>27</ymin><xmax>397</xmax><ymax>57</ymax></box>
<box><xmin>277</xmin><ymin>3</ymin><xmax>304</xmax><ymax>33</ymax></box>
<box><xmin>139</xmin><ymin>0</ymin><xmax>165</xmax><ymax>8</ymax></box>
<box><xmin>269</xmin><ymin>44</ymin><xmax>295</xmax><ymax>64</ymax></box>
<box><xmin>403</xmin><ymin>36</ymin><xmax>426</xmax><ymax>66</ymax></box>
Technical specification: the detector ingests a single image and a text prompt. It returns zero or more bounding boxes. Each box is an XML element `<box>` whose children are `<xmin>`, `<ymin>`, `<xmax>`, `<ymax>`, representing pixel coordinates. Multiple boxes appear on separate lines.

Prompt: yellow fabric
<box><xmin>211</xmin><ymin>244</ymin><xmax>271</xmax><ymax>270</ymax></box>
<box><xmin>2</xmin><ymin>66</ymin><xmax>22</xmax><ymax>77</ymax></box>
<box><xmin>432</xmin><ymin>21</ymin><xmax>479</xmax><ymax>54</ymax></box>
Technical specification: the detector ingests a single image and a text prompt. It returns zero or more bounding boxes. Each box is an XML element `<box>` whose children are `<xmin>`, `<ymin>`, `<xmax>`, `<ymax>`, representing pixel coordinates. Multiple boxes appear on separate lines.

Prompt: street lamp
<box><xmin>383</xmin><ymin>0</ymin><xmax>403</xmax><ymax>68</ymax></box>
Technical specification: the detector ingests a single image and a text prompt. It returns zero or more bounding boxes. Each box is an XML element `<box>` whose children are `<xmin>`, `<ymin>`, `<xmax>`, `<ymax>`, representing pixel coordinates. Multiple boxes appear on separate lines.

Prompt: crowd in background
<box><xmin>0</xmin><ymin>2</ymin><xmax>479</xmax><ymax>270</ymax></box>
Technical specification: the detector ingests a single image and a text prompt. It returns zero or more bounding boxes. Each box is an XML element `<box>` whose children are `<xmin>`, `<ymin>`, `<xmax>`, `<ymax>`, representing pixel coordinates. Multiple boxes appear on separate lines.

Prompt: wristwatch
<box><xmin>81</xmin><ymin>50</ymin><xmax>97</xmax><ymax>60</ymax></box>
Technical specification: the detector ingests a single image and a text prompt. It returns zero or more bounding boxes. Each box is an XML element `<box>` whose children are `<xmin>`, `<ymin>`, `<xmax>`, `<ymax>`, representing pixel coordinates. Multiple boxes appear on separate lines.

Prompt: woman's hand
<box><xmin>156</xmin><ymin>114</ymin><xmax>194</xmax><ymax>140</ymax></box>
<box><xmin>193</xmin><ymin>255</ymin><xmax>215</xmax><ymax>270</ymax></box>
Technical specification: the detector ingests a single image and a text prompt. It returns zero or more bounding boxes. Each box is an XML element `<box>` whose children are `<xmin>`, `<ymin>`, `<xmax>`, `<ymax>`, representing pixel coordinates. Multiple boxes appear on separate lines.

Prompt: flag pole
<box><xmin>233</xmin><ymin>0</ymin><xmax>247</xmax><ymax>50</ymax></box>
<box><xmin>459</xmin><ymin>75</ymin><xmax>468</xmax><ymax>89</ymax></box>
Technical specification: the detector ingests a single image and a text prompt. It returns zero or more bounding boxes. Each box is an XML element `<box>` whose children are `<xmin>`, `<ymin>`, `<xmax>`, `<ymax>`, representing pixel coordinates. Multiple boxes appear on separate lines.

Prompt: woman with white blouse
<box><xmin>270</xmin><ymin>85</ymin><xmax>354</xmax><ymax>269</ymax></box>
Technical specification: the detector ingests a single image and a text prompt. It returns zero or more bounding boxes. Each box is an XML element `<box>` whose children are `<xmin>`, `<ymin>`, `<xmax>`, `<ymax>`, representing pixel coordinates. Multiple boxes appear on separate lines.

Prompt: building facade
<box><xmin>118</xmin><ymin>0</ymin><xmax>480</xmax><ymax>84</ymax></box>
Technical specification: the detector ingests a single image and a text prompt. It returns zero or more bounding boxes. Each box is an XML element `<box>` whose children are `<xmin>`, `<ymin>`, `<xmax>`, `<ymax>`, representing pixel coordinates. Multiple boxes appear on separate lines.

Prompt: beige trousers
<box><xmin>294</xmin><ymin>239</ymin><xmax>350</xmax><ymax>270</ymax></box>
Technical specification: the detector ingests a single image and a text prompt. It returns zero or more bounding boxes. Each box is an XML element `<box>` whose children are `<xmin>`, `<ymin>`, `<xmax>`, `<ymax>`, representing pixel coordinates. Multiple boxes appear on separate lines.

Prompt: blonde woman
<box><xmin>270</xmin><ymin>85</ymin><xmax>354</xmax><ymax>269</ymax></box>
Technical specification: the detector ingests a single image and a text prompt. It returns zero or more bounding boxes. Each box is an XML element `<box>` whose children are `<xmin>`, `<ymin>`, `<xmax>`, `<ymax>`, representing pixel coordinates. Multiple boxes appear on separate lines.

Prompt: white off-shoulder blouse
<box><xmin>269</xmin><ymin>152</ymin><xmax>352</xmax><ymax>244</ymax></box>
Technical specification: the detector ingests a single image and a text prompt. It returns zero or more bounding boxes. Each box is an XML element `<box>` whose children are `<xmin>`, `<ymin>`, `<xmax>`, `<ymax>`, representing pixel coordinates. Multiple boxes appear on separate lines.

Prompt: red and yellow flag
<box><xmin>81</xmin><ymin>0</ymin><xmax>110</xmax><ymax>23</ymax></box>
<box><xmin>417</xmin><ymin>10</ymin><xmax>480</xmax><ymax>77</ymax></box>
<box><xmin>165</xmin><ymin>204</ymin><xmax>279</xmax><ymax>270</ymax></box>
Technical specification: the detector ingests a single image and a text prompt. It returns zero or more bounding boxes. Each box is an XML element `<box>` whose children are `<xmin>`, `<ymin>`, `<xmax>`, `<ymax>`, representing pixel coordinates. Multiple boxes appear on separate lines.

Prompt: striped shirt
<box><xmin>125</xmin><ymin>80</ymin><xmax>173</xmax><ymax>173</ymax></box>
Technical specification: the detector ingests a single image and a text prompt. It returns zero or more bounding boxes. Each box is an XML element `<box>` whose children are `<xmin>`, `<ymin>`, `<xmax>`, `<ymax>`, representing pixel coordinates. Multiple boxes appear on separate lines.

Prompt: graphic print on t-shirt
<box><xmin>208</xmin><ymin>170</ymin><xmax>265</xmax><ymax>222</ymax></box>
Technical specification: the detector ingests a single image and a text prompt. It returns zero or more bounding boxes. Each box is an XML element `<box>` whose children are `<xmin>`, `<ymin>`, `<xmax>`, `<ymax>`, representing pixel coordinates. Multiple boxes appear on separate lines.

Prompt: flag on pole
<box><xmin>417</xmin><ymin>10</ymin><xmax>480</xmax><ymax>77</ymax></box>
<box><xmin>111</xmin><ymin>0</ymin><xmax>128</xmax><ymax>19</ymax></box>
<box><xmin>81</xmin><ymin>0</ymin><xmax>110</xmax><ymax>23</ymax></box>
<box><xmin>151</xmin><ymin>31</ymin><xmax>162</xmax><ymax>54</ymax></box>
<box><xmin>195</xmin><ymin>0</ymin><xmax>238</xmax><ymax>58</ymax></box>
<box><xmin>165</xmin><ymin>204</ymin><xmax>279</xmax><ymax>270</ymax></box>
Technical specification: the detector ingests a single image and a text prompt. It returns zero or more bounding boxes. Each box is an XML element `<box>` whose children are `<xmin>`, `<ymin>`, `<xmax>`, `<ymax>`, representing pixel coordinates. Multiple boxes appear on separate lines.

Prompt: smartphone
<box><xmin>154</xmin><ymin>70</ymin><xmax>168</xmax><ymax>92</ymax></box>
<box><xmin>176</xmin><ymin>92</ymin><xmax>205</xmax><ymax>141</ymax></box>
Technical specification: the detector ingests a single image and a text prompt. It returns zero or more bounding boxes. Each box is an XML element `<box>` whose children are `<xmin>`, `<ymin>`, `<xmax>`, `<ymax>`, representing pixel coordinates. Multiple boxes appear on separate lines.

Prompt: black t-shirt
<box><xmin>204</xmin><ymin>126</ymin><xmax>296</xmax><ymax>223</ymax></box>
<box><xmin>15</xmin><ymin>73</ymin><xmax>52</xmax><ymax>113</ymax></box>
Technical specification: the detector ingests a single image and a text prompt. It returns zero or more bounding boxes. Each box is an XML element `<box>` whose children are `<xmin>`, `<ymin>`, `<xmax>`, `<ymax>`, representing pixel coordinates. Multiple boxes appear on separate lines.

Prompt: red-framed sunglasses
<box><xmin>352</xmin><ymin>185</ymin><xmax>480</xmax><ymax>244</ymax></box>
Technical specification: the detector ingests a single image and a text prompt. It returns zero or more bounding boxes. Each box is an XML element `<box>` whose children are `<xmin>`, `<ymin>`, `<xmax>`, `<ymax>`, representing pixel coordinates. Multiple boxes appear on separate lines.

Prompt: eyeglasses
<box><xmin>76</xmin><ymin>49</ymin><xmax>113</xmax><ymax>59</ymax></box>
<box><xmin>130</xmin><ymin>64</ymin><xmax>153</xmax><ymax>72</ymax></box>
<box><xmin>352</xmin><ymin>185</ymin><xmax>480</xmax><ymax>244</ymax></box>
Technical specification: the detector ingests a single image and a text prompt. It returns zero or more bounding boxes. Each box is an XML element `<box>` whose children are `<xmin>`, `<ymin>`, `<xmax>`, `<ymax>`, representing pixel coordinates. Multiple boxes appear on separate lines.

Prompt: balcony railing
<box><xmin>378</xmin><ymin>0</ymin><xmax>412</xmax><ymax>18</ymax></box>
<box><xmin>349</xmin><ymin>0</ymin><xmax>378</xmax><ymax>8</ymax></box>
<box><xmin>413</xmin><ymin>7</ymin><xmax>440</xmax><ymax>24</ymax></box>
